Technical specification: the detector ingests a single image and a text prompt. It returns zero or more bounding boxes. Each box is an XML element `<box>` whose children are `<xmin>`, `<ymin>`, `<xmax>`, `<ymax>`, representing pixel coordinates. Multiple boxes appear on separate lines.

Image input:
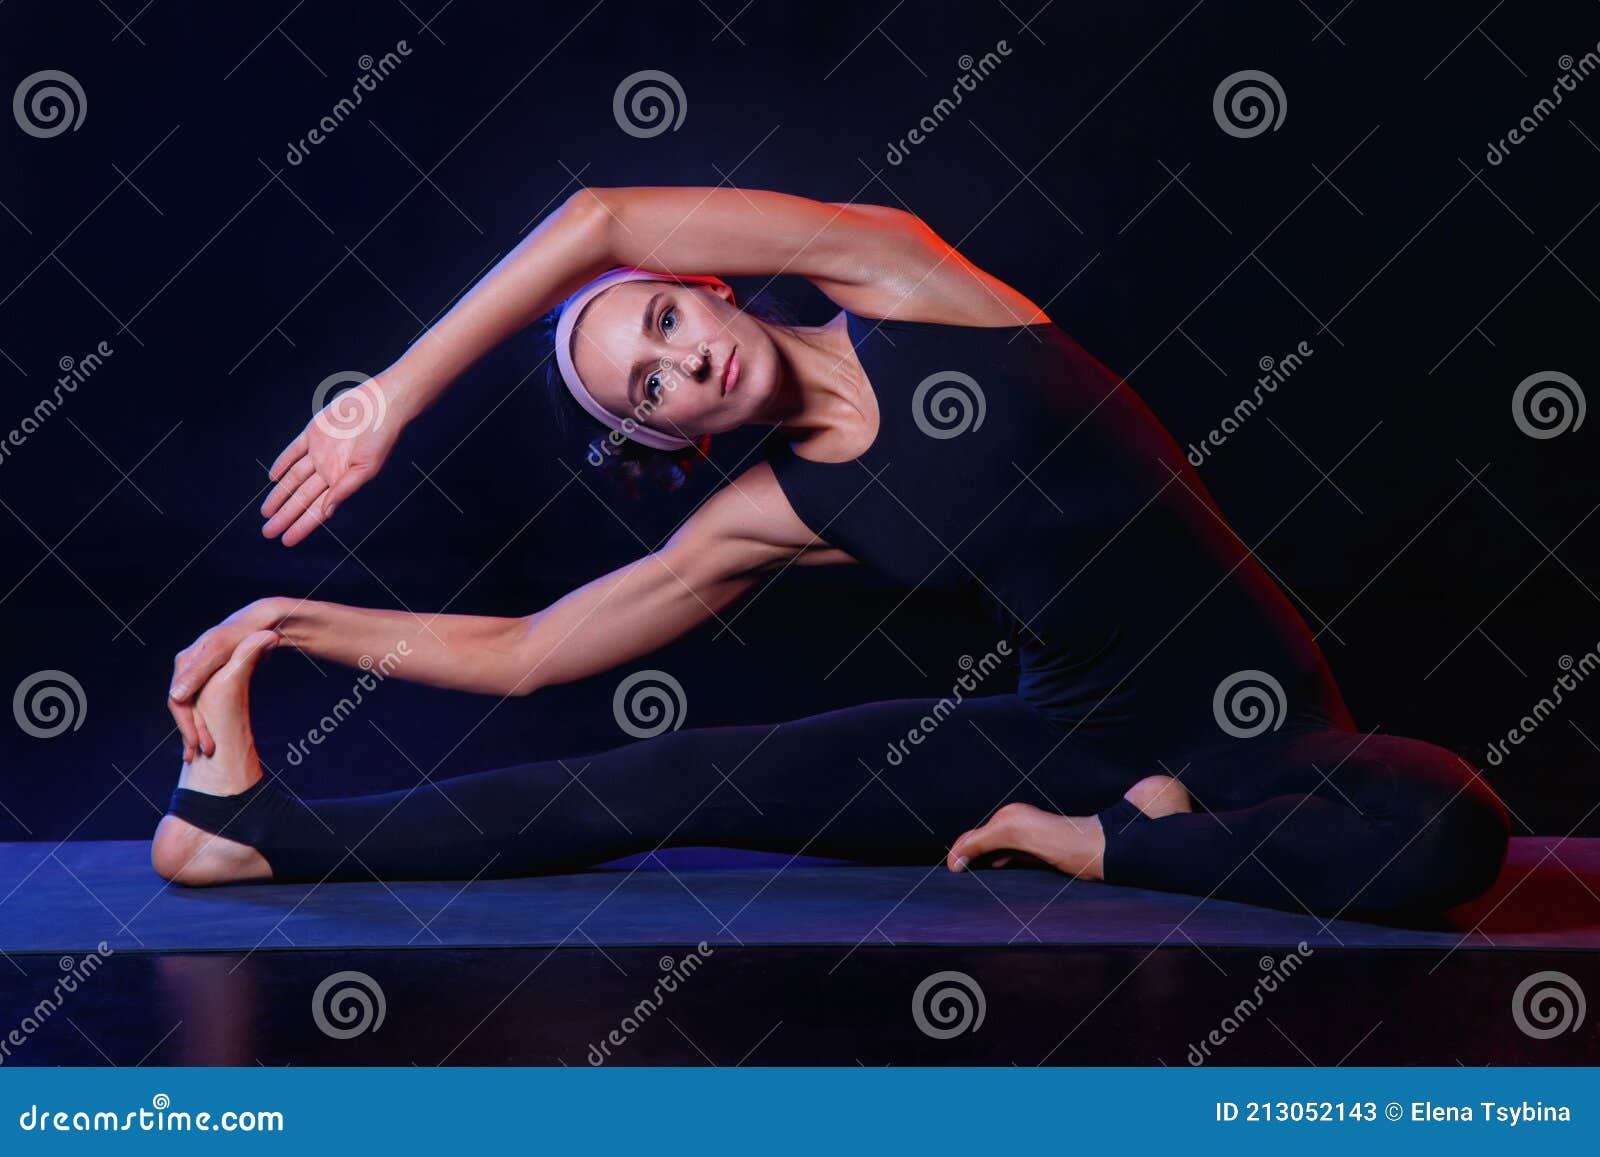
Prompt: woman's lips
<box><xmin>722</xmin><ymin>348</ymin><xmax>740</xmax><ymax>395</ymax></box>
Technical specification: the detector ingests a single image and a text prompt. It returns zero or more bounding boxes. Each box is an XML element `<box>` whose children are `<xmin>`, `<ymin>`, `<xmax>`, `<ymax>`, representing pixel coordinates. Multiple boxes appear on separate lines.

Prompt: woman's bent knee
<box><xmin>1430</xmin><ymin>777</ymin><xmax>1510</xmax><ymax>906</ymax></box>
<box><xmin>1384</xmin><ymin>749</ymin><xmax>1510</xmax><ymax>911</ymax></box>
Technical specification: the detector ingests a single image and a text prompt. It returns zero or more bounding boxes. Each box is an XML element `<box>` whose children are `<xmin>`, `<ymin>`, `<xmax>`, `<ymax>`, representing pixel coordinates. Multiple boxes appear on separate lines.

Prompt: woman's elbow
<box><xmin>554</xmin><ymin>187</ymin><xmax>615</xmax><ymax>254</ymax></box>
<box><xmin>562</xmin><ymin>186</ymin><xmax>608</xmax><ymax>216</ymax></box>
<box><xmin>499</xmin><ymin>617</ymin><xmax>546</xmax><ymax>698</ymax></box>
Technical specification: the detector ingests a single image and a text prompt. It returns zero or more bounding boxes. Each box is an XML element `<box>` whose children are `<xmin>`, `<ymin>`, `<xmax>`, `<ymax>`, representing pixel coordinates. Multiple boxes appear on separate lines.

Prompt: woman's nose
<box><xmin>681</xmin><ymin>344</ymin><xmax>711</xmax><ymax>381</ymax></box>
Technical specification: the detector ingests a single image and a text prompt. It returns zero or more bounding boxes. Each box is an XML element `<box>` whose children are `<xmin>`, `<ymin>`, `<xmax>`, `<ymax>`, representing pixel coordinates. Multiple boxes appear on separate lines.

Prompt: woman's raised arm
<box><xmin>356</xmin><ymin>185</ymin><xmax>932</xmax><ymax>427</ymax></box>
<box><xmin>261</xmin><ymin>185</ymin><xmax>1040</xmax><ymax>546</ymax></box>
<box><xmin>586</xmin><ymin>186</ymin><xmax>1041</xmax><ymax>324</ymax></box>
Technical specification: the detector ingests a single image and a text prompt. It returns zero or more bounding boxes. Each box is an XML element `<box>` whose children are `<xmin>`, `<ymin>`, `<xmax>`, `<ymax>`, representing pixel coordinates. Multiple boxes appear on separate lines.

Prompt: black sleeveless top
<box><xmin>763</xmin><ymin>311</ymin><xmax>1351</xmax><ymax>752</ymax></box>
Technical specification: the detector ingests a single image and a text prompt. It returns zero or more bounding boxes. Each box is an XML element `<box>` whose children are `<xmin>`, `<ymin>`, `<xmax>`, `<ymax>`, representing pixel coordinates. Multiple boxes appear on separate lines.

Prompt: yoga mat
<box><xmin>0</xmin><ymin>837</ymin><xmax>1593</xmax><ymax>953</ymax></box>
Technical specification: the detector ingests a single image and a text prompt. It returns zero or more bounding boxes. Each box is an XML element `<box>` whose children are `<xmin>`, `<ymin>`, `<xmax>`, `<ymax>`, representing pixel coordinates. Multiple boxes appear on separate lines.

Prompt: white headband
<box><xmin>554</xmin><ymin>266</ymin><xmax>731</xmax><ymax>452</ymax></box>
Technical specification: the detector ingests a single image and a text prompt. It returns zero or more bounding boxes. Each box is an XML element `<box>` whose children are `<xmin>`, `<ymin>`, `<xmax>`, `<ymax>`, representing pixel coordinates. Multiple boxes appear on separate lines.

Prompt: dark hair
<box><xmin>535</xmin><ymin>283</ymin><xmax>796</xmax><ymax>498</ymax></box>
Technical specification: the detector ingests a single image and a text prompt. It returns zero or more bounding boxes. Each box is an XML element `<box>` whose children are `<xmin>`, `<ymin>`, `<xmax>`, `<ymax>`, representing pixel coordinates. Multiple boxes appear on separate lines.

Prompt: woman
<box><xmin>154</xmin><ymin>187</ymin><xmax>1509</xmax><ymax>919</ymax></box>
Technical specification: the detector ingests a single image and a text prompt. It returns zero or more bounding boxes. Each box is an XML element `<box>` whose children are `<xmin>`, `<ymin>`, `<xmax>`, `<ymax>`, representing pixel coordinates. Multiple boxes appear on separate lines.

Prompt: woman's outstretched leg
<box><xmin>156</xmin><ymin>634</ymin><xmax>1136</xmax><ymax>886</ymax></box>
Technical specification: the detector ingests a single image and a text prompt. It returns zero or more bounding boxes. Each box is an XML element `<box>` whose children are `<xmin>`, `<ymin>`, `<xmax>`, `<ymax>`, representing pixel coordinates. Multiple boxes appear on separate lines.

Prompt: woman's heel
<box><xmin>151</xmin><ymin>811</ymin><xmax>273</xmax><ymax>885</ymax></box>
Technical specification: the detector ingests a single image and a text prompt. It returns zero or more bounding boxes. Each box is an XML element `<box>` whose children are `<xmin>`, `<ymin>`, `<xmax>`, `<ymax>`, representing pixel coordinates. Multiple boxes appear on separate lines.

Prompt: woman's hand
<box><xmin>262</xmin><ymin>376</ymin><xmax>404</xmax><ymax>547</ymax></box>
<box><xmin>168</xmin><ymin>598</ymin><xmax>286</xmax><ymax>760</ymax></box>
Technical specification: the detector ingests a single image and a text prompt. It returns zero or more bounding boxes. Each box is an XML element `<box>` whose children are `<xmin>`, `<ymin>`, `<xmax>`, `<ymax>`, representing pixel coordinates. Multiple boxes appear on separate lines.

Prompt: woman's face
<box><xmin>570</xmin><ymin>280</ymin><xmax>778</xmax><ymax>441</ymax></box>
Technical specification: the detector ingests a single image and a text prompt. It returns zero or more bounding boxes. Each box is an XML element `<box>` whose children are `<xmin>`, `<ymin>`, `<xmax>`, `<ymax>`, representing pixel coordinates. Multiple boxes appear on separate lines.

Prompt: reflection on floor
<box><xmin>1</xmin><ymin>837</ymin><xmax>1596</xmax><ymax>1064</ymax></box>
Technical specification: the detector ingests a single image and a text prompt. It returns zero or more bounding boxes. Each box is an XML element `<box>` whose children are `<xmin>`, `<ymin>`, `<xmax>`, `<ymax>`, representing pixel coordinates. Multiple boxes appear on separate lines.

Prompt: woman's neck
<box><xmin>760</xmin><ymin>311</ymin><xmax>873</xmax><ymax>444</ymax></box>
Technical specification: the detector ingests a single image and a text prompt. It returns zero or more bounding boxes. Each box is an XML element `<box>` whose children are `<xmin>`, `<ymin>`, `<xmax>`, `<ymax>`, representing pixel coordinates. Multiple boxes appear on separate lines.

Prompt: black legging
<box><xmin>169</xmin><ymin>690</ymin><xmax>1509</xmax><ymax>919</ymax></box>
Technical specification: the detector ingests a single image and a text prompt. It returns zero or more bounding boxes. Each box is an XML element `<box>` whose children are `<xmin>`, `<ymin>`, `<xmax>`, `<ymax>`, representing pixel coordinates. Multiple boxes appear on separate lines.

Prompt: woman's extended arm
<box><xmin>177</xmin><ymin>463</ymin><xmax>845</xmax><ymax>757</ymax></box>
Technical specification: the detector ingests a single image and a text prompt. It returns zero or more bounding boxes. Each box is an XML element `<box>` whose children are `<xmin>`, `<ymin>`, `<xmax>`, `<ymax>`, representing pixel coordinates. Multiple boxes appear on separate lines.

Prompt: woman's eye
<box><xmin>660</xmin><ymin>307</ymin><xmax>677</xmax><ymax>335</ymax></box>
<box><xmin>645</xmin><ymin>374</ymin><xmax>662</xmax><ymax>401</ymax></box>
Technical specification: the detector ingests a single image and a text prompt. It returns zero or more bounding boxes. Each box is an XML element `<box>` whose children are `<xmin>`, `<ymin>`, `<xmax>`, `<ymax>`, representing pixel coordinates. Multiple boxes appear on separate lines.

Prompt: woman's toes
<box><xmin>1124</xmin><ymin>774</ymin><xmax>1192</xmax><ymax>818</ymax></box>
<box><xmin>947</xmin><ymin>802</ymin><xmax>1040</xmax><ymax>871</ymax></box>
<box><xmin>949</xmin><ymin>801</ymin><xmax>1108</xmax><ymax>881</ymax></box>
<box><xmin>194</xmin><ymin>630</ymin><xmax>278</xmax><ymax>741</ymax></box>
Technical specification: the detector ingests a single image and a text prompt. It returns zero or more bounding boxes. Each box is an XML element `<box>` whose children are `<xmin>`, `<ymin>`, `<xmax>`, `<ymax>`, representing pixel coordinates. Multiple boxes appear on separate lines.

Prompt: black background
<box><xmin>0</xmin><ymin>0</ymin><xmax>1595</xmax><ymax>844</ymax></box>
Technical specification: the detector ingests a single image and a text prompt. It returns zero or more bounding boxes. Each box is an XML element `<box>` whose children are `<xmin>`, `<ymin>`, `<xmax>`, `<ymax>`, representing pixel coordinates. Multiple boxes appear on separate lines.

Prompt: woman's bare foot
<box><xmin>151</xmin><ymin>630</ymin><xmax>280</xmax><ymax>886</ymax></box>
<box><xmin>946</xmin><ymin>774</ymin><xmax>1193</xmax><ymax>881</ymax></box>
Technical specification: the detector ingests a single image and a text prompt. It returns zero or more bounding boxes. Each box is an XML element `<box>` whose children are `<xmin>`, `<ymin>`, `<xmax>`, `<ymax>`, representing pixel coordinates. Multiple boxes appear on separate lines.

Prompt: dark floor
<box><xmin>2</xmin><ymin>944</ymin><xmax>1597</xmax><ymax>1066</ymax></box>
<box><xmin>1</xmin><ymin>835</ymin><xmax>1597</xmax><ymax>1066</ymax></box>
